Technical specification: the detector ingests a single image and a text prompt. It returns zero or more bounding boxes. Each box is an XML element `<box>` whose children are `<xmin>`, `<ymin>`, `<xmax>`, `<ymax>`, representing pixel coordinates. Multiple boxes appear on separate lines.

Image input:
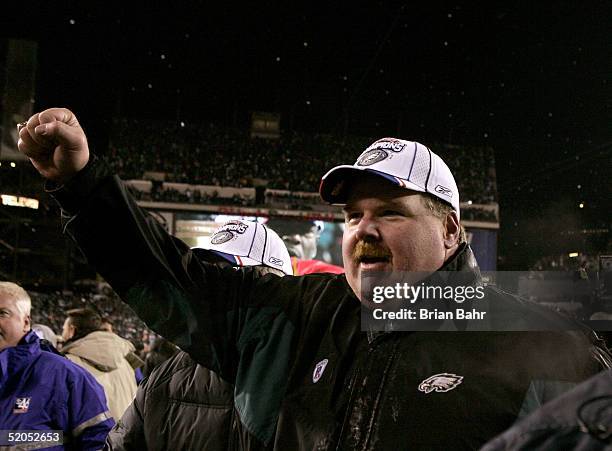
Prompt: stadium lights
<box><xmin>10</xmin><ymin>162</ymin><xmax>16</xmax><ymax>168</ymax></box>
<box><xmin>568</xmin><ymin>252</ymin><xmax>579</xmax><ymax>258</ymax></box>
<box><xmin>1</xmin><ymin>194</ymin><xmax>39</xmax><ymax>209</ymax></box>
<box><xmin>579</xmin><ymin>202</ymin><xmax>584</xmax><ymax>208</ymax></box>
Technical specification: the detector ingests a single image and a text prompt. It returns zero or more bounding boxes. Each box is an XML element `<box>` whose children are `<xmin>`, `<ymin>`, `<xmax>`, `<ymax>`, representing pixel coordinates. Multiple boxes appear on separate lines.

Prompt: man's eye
<box><xmin>382</xmin><ymin>210</ymin><xmax>402</xmax><ymax>216</ymax></box>
<box><xmin>345</xmin><ymin>212</ymin><xmax>361</xmax><ymax>222</ymax></box>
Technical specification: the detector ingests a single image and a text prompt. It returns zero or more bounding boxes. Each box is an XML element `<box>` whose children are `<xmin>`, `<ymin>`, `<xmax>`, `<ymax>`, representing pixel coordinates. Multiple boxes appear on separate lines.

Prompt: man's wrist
<box><xmin>45</xmin><ymin>155</ymin><xmax>111</xmax><ymax>215</ymax></box>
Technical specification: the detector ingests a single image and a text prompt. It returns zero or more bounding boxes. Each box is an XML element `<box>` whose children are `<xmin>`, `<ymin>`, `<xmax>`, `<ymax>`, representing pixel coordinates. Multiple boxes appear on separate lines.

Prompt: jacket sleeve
<box><xmin>48</xmin><ymin>156</ymin><xmax>298</xmax><ymax>379</ymax></box>
<box><xmin>104</xmin><ymin>378</ymin><xmax>147</xmax><ymax>450</ymax></box>
<box><xmin>67</xmin><ymin>365</ymin><xmax>115</xmax><ymax>450</ymax></box>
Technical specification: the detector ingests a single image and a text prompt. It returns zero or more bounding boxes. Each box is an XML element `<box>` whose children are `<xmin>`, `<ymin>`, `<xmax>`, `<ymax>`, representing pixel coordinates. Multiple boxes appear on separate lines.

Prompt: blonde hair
<box><xmin>0</xmin><ymin>281</ymin><xmax>32</xmax><ymax>317</ymax></box>
<box><xmin>421</xmin><ymin>195</ymin><xmax>467</xmax><ymax>244</ymax></box>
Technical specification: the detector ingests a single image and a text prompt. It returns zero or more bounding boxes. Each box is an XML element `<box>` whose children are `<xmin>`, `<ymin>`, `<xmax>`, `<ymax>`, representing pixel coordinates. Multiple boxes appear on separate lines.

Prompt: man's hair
<box><xmin>252</xmin><ymin>266</ymin><xmax>286</xmax><ymax>277</ymax></box>
<box><xmin>421</xmin><ymin>194</ymin><xmax>466</xmax><ymax>244</ymax></box>
<box><xmin>66</xmin><ymin>308</ymin><xmax>102</xmax><ymax>337</ymax></box>
<box><xmin>0</xmin><ymin>281</ymin><xmax>31</xmax><ymax>317</ymax></box>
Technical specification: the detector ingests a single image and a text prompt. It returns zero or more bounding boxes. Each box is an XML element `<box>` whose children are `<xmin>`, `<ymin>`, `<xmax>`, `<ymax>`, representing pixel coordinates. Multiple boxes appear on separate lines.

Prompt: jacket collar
<box><xmin>365</xmin><ymin>243</ymin><xmax>482</xmax><ymax>341</ymax></box>
<box><xmin>432</xmin><ymin>243</ymin><xmax>482</xmax><ymax>286</ymax></box>
<box><xmin>0</xmin><ymin>330</ymin><xmax>41</xmax><ymax>389</ymax></box>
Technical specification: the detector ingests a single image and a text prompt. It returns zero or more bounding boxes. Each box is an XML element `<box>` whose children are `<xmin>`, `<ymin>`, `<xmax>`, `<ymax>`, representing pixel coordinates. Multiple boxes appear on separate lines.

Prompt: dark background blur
<box><xmin>1</xmin><ymin>1</ymin><xmax>610</xmax><ymax>270</ymax></box>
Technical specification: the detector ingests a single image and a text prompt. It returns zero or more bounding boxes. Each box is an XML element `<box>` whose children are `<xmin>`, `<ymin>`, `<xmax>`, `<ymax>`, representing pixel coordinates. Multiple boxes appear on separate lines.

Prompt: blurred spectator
<box><xmin>0</xmin><ymin>282</ymin><xmax>113</xmax><ymax>447</ymax></box>
<box><xmin>142</xmin><ymin>337</ymin><xmax>179</xmax><ymax>378</ymax></box>
<box><xmin>100</xmin><ymin>317</ymin><xmax>113</xmax><ymax>332</ymax></box>
<box><xmin>531</xmin><ymin>254</ymin><xmax>599</xmax><ymax>272</ymax></box>
<box><xmin>61</xmin><ymin>308</ymin><xmax>140</xmax><ymax>421</ymax></box>
<box><xmin>266</xmin><ymin>218</ymin><xmax>344</xmax><ymax>275</ymax></box>
<box><xmin>29</xmin><ymin>284</ymin><xmax>150</xmax><ymax>348</ymax></box>
<box><xmin>31</xmin><ymin>323</ymin><xmax>58</xmax><ymax>348</ymax></box>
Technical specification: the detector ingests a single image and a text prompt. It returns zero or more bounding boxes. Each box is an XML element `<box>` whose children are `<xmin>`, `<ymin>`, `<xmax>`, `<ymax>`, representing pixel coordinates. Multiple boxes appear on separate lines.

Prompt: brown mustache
<box><xmin>353</xmin><ymin>241</ymin><xmax>391</xmax><ymax>262</ymax></box>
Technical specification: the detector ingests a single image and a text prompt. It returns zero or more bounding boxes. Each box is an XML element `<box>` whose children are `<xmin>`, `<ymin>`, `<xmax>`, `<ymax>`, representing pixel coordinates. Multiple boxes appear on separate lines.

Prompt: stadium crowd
<box><xmin>108</xmin><ymin>118</ymin><xmax>498</xmax><ymax>205</ymax></box>
<box><xmin>28</xmin><ymin>283</ymin><xmax>151</xmax><ymax>352</ymax></box>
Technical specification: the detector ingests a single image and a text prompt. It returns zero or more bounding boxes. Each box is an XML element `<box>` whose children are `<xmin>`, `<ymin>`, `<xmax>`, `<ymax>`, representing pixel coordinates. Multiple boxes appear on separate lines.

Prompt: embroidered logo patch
<box><xmin>357</xmin><ymin>149</ymin><xmax>389</xmax><ymax>166</ymax></box>
<box><xmin>418</xmin><ymin>373</ymin><xmax>463</xmax><ymax>393</ymax></box>
<box><xmin>211</xmin><ymin>230</ymin><xmax>234</xmax><ymax>245</ymax></box>
<box><xmin>13</xmin><ymin>397</ymin><xmax>31</xmax><ymax>413</ymax></box>
<box><xmin>312</xmin><ymin>359</ymin><xmax>329</xmax><ymax>383</ymax></box>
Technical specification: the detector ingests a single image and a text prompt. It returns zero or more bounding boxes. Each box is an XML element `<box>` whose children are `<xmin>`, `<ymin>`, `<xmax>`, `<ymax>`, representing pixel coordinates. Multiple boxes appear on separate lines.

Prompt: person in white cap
<box><xmin>265</xmin><ymin>217</ymin><xmax>344</xmax><ymax>275</ymax></box>
<box><xmin>106</xmin><ymin>220</ymin><xmax>291</xmax><ymax>450</ymax></box>
<box><xmin>18</xmin><ymin>109</ymin><xmax>610</xmax><ymax>450</ymax></box>
<box><xmin>194</xmin><ymin>219</ymin><xmax>293</xmax><ymax>276</ymax></box>
<box><xmin>319</xmin><ymin>138</ymin><xmax>466</xmax><ymax>300</ymax></box>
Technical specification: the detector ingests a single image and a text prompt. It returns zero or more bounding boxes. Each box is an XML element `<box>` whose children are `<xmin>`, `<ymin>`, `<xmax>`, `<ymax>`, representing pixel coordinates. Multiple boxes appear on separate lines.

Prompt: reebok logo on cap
<box><xmin>435</xmin><ymin>185</ymin><xmax>453</xmax><ymax>198</ymax></box>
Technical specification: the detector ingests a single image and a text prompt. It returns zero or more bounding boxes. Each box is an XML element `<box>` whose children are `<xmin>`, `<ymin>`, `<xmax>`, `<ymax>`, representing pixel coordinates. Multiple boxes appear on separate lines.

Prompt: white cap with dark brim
<box><xmin>193</xmin><ymin>220</ymin><xmax>293</xmax><ymax>275</ymax></box>
<box><xmin>319</xmin><ymin>138</ymin><xmax>460</xmax><ymax>220</ymax></box>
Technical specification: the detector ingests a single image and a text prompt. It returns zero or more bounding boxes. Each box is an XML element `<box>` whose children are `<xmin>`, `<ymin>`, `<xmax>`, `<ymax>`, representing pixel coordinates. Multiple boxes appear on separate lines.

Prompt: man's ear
<box><xmin>443</xmin><ymin>211</ymin><xmax>460</xmax><ymax>249</ymax></box>
<box><xmin>23</xmin><ymin>314</ymin><xmax>31</xmax><ymax>333</ymax></box>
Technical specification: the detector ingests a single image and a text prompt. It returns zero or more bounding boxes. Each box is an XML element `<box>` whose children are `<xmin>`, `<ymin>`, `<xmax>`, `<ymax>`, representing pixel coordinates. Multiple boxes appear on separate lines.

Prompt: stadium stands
<box><xmin>108</xmin><ymin>118</ymin><xmax>498</xmax><ymax>206</ymax></box>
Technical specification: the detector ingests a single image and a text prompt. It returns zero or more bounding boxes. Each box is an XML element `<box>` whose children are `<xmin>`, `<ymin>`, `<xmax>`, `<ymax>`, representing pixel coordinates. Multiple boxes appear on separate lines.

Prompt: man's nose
<box><xmin>354</xmin><ymin>217</ymin><xmax>381</xmax><ymax>242</ymax></box>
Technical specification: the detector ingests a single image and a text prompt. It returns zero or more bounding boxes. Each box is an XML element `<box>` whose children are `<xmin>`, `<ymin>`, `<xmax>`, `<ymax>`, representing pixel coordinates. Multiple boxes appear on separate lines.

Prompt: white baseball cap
<box><xmin>195</xmin><ymin>220</ymin><xmax>293</xmax><ymax>275</ymax></box>
<box><xmin>319</xmin><ymin>138</ymin><xmax>460</xmax><ymax>219</ymax></box>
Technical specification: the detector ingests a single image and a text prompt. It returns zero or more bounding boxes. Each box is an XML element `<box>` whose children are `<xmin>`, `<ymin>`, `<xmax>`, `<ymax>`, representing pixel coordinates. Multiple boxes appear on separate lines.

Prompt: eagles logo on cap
<box><xmin>211</xmin><ymin>230</ymin><xmax>234</xmax><ymax>245</ymax></box>
<box><xmin>357</xmin><ymin>149</ymin><xmax>388</xmax><ymax>166</ymax></box>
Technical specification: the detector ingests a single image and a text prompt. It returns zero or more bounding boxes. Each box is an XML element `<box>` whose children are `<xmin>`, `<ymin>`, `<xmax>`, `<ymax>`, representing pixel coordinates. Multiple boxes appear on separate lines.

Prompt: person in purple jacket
<box><xmin>0</xmin><ymin>281</ymin><xmax>114</xmax><ymax>450</ymax></box>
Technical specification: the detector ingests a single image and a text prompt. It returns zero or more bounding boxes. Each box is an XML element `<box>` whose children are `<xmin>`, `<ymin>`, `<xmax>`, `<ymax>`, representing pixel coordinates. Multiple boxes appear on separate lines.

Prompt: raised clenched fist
<box><xmin>17</xmin><ymin>108</ymin><xmax>90</xmax><ymax>183</ymax></box>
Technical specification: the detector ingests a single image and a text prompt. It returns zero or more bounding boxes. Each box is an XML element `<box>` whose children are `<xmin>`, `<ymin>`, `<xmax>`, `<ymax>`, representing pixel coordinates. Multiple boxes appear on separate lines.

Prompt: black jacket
<box><xmin>52</xmin><ymin>157</ymin><xmax>610</xmax><ymax>450</ymax></box>
<box><xmin>106</xmin><ymin>351</ymin><xmax>237</xmax><ymax>450</ymax></box>
<box><xmin>142</xmin><ymin>338</ymin><xmax>178</xmax><ymax>378</ymax></box>
<box><xmin>481</xmin><ymin>369</ymin><xmax>612</xmax><ymax>450</ymax></box>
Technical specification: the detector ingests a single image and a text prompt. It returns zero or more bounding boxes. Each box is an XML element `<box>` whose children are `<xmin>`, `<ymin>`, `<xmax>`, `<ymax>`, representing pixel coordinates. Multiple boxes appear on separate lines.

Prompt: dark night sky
<box><xmin>2</xmin><ymin>1</ymin><xmax>611</xmax><ymax>268</ymax></box>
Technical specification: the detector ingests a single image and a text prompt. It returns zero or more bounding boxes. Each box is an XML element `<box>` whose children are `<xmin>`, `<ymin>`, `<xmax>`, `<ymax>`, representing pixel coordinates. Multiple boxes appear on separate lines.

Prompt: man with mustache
<box><xmin>18</xmin><ymin>108</ymin><xmax>610</xmax><ymax>450</ymax></box>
